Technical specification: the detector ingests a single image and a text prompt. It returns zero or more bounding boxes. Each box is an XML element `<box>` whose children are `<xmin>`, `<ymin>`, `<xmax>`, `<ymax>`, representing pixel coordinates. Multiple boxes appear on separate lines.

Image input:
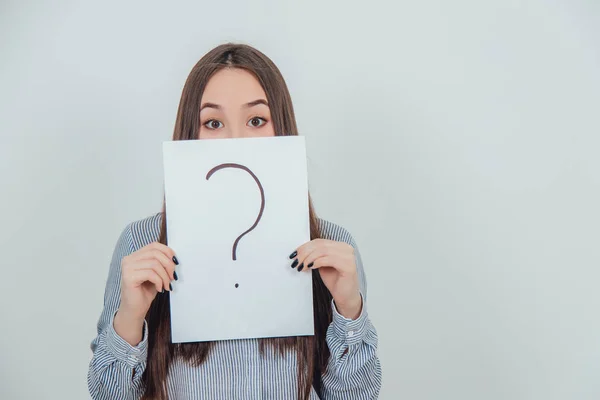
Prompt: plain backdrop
<box><xmin>1</xmin><ymin>1</ymin><xmax>599</xmax><ymax>399</ymax></box>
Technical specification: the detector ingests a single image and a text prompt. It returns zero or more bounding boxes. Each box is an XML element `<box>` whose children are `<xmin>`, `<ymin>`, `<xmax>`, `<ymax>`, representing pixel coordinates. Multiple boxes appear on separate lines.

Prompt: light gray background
<box><xmin>1</xmin><ymin>1</ymin><xmax>599</xmax><ymax>399</ymax></box>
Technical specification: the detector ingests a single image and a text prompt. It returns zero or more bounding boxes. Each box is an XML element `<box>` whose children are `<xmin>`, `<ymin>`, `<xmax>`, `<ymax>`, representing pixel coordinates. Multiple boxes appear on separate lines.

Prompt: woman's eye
<box><xmin>204</xmin><ymin>120</ymin><xmax>223</xmax><ymax>129</ymax></box>
<box><xmin>247</xmin><ymin>117</ymin><xmax>266</xmax><ymax>128</ymax></box>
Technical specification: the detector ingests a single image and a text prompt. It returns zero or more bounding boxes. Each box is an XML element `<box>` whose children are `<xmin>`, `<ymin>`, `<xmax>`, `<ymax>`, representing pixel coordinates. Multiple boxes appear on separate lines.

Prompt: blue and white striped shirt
<box><xmin>88</xmin><ymin>213</ymin><xmax>382</xmax><ymax>399</ymax></box>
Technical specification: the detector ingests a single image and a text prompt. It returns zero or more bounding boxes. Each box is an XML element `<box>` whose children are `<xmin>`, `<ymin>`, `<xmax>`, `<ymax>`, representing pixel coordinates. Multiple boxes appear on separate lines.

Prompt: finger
<box><xmin>292</xmin><ymin>238</ymin><xmax>328</xmax><ymax>258</ymax></box>
<box><xmin>133</xmin><ymin>249</ymin><xmax>176</xmax><ymax>281</ymax></box>
<box><xmin>291</xmin><ymin>239</ymin><xmax>331</xmax><ymax>271</ymax></box>
<box><xmin>148</xmin><ymin>241</ymin><xmax>177</xmax><ymax>263</ymax></box>
<box><xmin>129</xmin><ymin>269</ymin><xmax>164</xmax><ymax>293</ymax></box>
<box><xmin>307</xmin><ymin>254</ymin><xmax>335</xmax><ymax>271</ymax></box>
<box><xmin>309</xmin><ymin>244</ymin><xmax>356</xmax><ymax>274</ymax></box>
<box><xmin>294</xmin><ymin>245</ymin><xmax>328</xmax><ymax>272</ymax></box>
<box><xmin>131</xmin><ymin>242</ymin><xmax>177</xmax><ymax>264</ymax></box>
<box><xmin>295</xmin><ymin>239</ymin><xmax>350</xmax><ymax>271</ymax></box>
<box><xmin>133</xmin><ymin>260</ymin><xmax>172</xmax><ymax>291</ymax></box>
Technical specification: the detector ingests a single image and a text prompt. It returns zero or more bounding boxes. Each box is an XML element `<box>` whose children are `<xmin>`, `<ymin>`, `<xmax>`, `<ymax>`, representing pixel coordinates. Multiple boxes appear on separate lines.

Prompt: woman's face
<box><xmin>198</xmin><ymin>68</ymin><xmax>275</xmax><ymax>139</ymax></box>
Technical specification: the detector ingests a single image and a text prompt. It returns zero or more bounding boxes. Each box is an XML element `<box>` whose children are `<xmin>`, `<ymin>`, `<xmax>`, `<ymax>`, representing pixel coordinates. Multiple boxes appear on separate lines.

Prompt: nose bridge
<box><xmin>230</xmin><ymin>124</ymin><xmax>243</xmax><ymax>138</ymax></box>
<box><xmin>227</xmin><ymin>110</ymin><xmax>243</xmax><ymax>138</ymax></box>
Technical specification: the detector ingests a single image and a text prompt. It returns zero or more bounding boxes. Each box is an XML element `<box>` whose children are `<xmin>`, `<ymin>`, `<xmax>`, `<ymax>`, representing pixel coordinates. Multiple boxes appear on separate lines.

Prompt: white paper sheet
<box><xmin>162</xmin><ymin>136</ymin><xmax>313</xmax><ymax>343</ymax></box>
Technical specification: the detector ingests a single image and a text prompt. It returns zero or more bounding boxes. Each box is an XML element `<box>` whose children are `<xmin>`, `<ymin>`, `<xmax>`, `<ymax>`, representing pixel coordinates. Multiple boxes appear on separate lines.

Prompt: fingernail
<box><xmin>307</xmin><ymin>262</ymin><xmax>314</xmax><ymax>268</ymax></box>
<box><xmin>174</xmin><ymin>271</ymin><xmax>179</xmax><ymax>281</ymax></box>
<box><xmin>297</xmin><ymin>263</ymin><xmax>304</xmax><ymax>272</ymax></box>
<box><xmin>173</xmin><ymin>256</ymin><xmax>179</xmax><ymax>265</ymax></box>
<box><xmin>291</xmin><ymin>259</ymin><xmax>298</xmax><ymax>268</ymax></box>
<box><xmin>289</xmin><ymin>251</ymin><xmax>297</xmax><ymax>259</ymax></box>
<box><xmin>169</xmin><ymin>283</ymin><xmax>173</xmax><ymax>291</ymax></box>
<box><xmin>161</xmin><ymin>288</ymin><xmax>165</xmax><ymax>294</ymax></box>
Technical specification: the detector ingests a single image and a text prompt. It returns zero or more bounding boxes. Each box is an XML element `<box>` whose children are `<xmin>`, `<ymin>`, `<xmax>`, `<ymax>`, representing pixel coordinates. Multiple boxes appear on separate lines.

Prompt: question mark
<box><xmin>206</xmin><ymin>163</ymin><xmax>265</xmax><ymax>288</ymax></box>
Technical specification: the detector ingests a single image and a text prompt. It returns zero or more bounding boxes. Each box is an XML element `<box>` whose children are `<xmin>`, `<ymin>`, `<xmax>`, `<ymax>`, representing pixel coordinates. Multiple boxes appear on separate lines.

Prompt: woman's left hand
<box><xmin>291</xmin><ymin>239</ymin><xmax>362</xmax><ymax>320</ymax></box>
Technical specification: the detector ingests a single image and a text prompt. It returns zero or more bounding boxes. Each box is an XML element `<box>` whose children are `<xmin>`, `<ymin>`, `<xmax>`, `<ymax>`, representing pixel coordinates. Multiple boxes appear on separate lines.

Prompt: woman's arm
<box><xmin>87</xmin><ymin>225</ymin><xmax>147</xmax><ymax>400</ymax></box>
<box><xmin>321</xmin><ymin>296</ymin><xmax>381</xmax><ymax>399</ymax></box>
<box><xmin>321</xmin><ymin>230</ymin><xmax>382</xmax><ymax>399</ymax></box>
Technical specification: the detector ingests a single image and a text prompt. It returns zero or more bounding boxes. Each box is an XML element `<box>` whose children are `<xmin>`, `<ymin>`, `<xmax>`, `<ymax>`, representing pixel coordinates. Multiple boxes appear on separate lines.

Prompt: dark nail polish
<box><xmin>161</xmin><ymin>288</ymin><xmax>165</xmax><ymax>294</ymax></box>
<box><xmin>291</xmin><ymin>259</ymin><xmax>298</xmax><ymax>268</ymax></box>
<box><xmin>298</xmin><ymin>263</ymin><xmax>304</xmax><ymax>272</ymax></box>
<box><xmin>174</xmin><ymin>271</ymin><xmax>179</xmax><ymax>281</ymax></box>
<box><xmin>169</xmin><ymin>283</ymin><xmax>173</xmax><ymax>291</ymax></box>
<box><xmin>289</xmin><ymin>251</ymin><xmax>297</xmax><ymax>259</ymax></box>
<box><xmin>307</xmin><ymin>262</ymin><xmax>314</xmax><ymax>268</ymax></box>
<box><xmin>173</xmin><ymin>256</ymin><xmax>179</xmax><ymax>265</ymax></box>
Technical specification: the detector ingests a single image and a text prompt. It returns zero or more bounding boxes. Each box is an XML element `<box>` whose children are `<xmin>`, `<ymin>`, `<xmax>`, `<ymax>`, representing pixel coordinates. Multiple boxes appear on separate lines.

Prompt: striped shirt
<box><xmin>88</xmin><ymin>213</ymin><xmax>382</xmax><ymax>399</ymax></box>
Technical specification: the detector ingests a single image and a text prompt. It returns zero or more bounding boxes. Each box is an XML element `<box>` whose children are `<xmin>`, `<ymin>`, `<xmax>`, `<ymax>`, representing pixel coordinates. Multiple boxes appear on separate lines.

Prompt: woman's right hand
<box><xmin>114</xmin><ymin>242</ymin><xmax>178</xmax><ymax>345</ymax></box>
<box><xmin>119</xmin><ymin>242</ymin><xmax>178</xmax><ymax>319</ymax></box>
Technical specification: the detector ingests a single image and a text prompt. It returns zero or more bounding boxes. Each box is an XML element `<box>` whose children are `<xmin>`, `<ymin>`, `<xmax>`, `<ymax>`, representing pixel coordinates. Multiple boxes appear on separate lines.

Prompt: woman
<box><xmin>88</xmin><ymin>43</ymin><xmax>382</xmax><ymax>400</ymax></box>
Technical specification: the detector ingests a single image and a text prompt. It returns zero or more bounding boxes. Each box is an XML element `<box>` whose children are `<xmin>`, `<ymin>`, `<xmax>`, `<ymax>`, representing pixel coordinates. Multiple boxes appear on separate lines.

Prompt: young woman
<box><xmin>88</xmin><ymin>43</ymin><xmax>382</xmax><ymax>400</ymax></box>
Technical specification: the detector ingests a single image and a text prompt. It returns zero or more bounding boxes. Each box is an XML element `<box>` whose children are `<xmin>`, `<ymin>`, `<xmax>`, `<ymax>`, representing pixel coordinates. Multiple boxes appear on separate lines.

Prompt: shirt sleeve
<box><xmin>320</xmin><ymin>233</ymin><xmax>382</xmax><ymax>399</ymax></box>
<box><xmin>87</xmin><ymin>224</ymin><xmax>147</xmax><ymax>400</ymax></box>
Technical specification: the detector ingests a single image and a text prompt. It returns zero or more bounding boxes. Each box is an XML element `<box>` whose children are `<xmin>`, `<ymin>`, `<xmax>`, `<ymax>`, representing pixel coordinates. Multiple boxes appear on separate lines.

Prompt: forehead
<box><xmin>202</xmin><ymin>68</ymin><xmax>267</xmax><ymax>105</ymax></box>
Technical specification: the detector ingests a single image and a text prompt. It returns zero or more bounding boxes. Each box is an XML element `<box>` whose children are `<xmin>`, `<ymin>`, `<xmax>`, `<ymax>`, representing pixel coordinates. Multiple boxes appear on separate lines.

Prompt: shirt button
<box><xmin>347</xmin><ymin>330</ymin><xmax>355</xmax><ymax>338</ymax></box>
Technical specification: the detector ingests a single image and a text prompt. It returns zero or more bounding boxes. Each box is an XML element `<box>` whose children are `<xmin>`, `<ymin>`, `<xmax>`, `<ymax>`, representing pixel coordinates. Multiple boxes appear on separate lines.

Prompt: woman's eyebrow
<box><xmin>244</xmin><ymin>99</ymin><xmax>269</xmax><ymax>108</ymax></box>
<box><xmin>200</xmin><ymin>102</ymin><xmax>221</xmax><ymax>111</ymax></box>
<box><xmin>200</xmin><ymin>99</ymin><xmax>268</xmax><ymax>111</ymax></box>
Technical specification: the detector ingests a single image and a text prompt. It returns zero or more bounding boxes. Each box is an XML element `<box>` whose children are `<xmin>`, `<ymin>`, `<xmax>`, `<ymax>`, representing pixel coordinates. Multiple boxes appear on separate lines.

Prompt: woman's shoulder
<box><xmin>122</xmin><ymin>212</ymin><xmax>163</xmax><ymax>250</ymax></box>
<box><xmin>318</xmin><ymin>218</ymin><xmax>357</xmax><ymax>247</ymax></box>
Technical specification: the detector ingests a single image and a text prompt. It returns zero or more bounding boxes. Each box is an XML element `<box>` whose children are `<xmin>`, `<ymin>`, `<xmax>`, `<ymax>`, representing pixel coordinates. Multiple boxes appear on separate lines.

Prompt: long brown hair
<box><xmin>142</xmin><ymin>43</ymin><xmax>333</xmax><ymax>400</ymax></box>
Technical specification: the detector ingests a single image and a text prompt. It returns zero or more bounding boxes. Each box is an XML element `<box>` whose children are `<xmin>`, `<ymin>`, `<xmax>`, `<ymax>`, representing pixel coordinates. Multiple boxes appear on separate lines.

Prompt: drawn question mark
<box><xmin>206</xmin><ymin>163</ymin><xmax>265</xmax><ymax>289</ymax></box>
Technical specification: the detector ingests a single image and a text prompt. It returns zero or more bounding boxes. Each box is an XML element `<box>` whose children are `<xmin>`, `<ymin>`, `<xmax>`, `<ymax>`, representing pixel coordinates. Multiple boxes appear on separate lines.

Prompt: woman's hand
<box><xmin>290</xmin><ymin>239</ymin><xmax>362</xmax><ymax>320</ymax></box>
<box><xmin>114</xmin><ymin>242</ymin><xmax>178</xmax><ymax>345</ymax></box>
